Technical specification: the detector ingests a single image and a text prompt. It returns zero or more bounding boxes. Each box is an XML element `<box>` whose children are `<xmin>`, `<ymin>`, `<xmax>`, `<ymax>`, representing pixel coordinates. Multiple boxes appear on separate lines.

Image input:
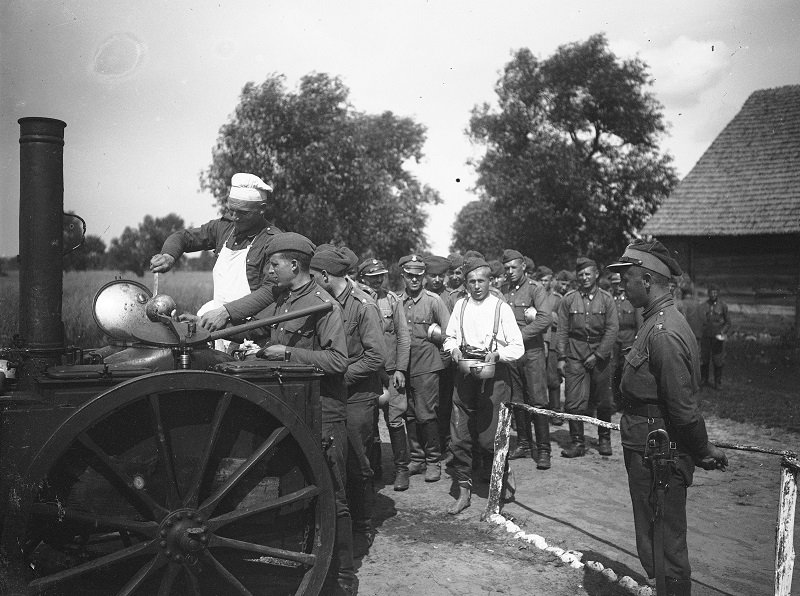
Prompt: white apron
<box><xmin>198</xmin><ymin>231</ymin><xmax>254</xmax><ymax>352</ymax></box>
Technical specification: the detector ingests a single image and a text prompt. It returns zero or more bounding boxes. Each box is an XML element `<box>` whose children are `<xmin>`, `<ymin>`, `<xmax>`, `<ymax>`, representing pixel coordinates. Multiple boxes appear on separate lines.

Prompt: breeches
<box><xmin>382</xmin><ymin>380</ymin><xmax>407</xmax><ymax>428</ymax></box>
<box><xmin>509</xmin><ymin>348</ymin><xmax>548</xmax><ymax>407</ymax></box>
<box><xmin>546</xmin><ymin>346</ymin><xmax>561</xmax><ymax>390</ymax></box>
<box><xmin>624</xmin><ymin>448</ymin><xmax>694</xmax><ymax>580</ymax></box>
<box><xmin>407</xmin><ymin>371</ymin><xmax>440</xmax><ymax>423</ymax></box>
<box><xmin>450</xmin><ymin>363</ymin><xmax>512</xmax><ymax>482</ymax></box>
<box><xmin>700</xmin><ymin>336</ymin><xmax>726</xmax><ymax>367</ymax></box>
<box><xmin>563</xmin><ymin>356</ymin><xmax>613</xmax><ymax>414</ymax></box>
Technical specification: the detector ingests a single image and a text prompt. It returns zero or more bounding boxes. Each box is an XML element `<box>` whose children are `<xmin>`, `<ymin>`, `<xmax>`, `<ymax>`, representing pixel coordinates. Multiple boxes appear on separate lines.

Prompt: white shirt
<box><xmin>443</xmin><ymin>294</ymin><xmax>524</xmax><ymax>362</ymax></box>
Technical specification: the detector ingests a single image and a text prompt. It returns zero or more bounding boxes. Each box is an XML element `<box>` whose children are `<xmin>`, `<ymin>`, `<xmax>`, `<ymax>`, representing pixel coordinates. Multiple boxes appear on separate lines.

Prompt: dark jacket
<box><xmin>555</xmin><ymin>287</ymin><xmax>619</xmax><ymax>361</ymax></box>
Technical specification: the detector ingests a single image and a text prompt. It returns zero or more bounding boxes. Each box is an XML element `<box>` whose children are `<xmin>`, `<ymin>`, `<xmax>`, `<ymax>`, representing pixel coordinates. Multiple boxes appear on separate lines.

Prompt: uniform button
<box><xmin>659</xmin><ymin>311</ymin><xmax>663</xmax><ymax>315</ymax></box>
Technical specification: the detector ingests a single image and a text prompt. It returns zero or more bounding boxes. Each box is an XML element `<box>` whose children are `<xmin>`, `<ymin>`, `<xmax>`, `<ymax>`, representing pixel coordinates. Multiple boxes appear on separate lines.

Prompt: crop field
<box><xmin>0</xmin><ymin>270</ymin><xmax>213</xmax><ymax>347</ymax></box>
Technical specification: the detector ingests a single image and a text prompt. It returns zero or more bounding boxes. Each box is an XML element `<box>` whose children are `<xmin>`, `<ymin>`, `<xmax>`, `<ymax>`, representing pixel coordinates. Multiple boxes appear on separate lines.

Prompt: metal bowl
<box><xmin>458</xmin><ymin>358</ymin><xmax>496</xmax><ymax>379</ymax></box>
<box><xmin>92</xmin><ymin>279</ymin><xmax>152</xmax><ymax>342</ymax></box>
<box><xmin>427</xmin><ymin>323</ymin><xmax>444</xmax><ymax>345</ymax></box>
<box><xmin>523</xmin><ymin>306</ymin><xmax>538</xmax><ymax>323</ymax></box>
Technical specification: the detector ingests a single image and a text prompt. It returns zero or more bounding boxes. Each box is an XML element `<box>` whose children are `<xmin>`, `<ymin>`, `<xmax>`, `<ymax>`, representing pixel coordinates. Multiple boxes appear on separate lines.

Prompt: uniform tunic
<box><xmin>504</xmin><ymin>278</ymin><xmax>551</xmax><ymax>407</ymax></box>
<box><xmin>543</xmin><ymin>290</ymin><xmax>563</xmax><ymax>392</ymax></box>
<box><xmin>612</xmin><ymin>291</ymin><xmax>643</xmax><ymax>405</ymax></box>
<box><xmin>620</xmin><ymin>293</ymin><xmax>713</xmax><ymax>581</ymax></box>
<box><xmin>399</xmin><ymin>289</ymin><xmax>450</xmax><ymax>422</ymax></box>
<box><xmin>374</xmin><ymin>289</ymin><xmax>411</xmax><ymax>426</ymax></box>
<box><xmin>161</xmin><ymin>218</ymin><xmax>283</xmax><ymax>321</ymax></box>
<box><xmin>555</xmin><ymin>287</ymin><xmax>619</xmax><ymax>414</ymax></box>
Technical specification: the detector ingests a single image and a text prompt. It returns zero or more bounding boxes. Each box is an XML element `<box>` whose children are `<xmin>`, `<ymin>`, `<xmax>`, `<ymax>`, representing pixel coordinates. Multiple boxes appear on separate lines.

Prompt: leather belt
<box><xmin>568</xmin><ymin>331</ymin><xmax>602</xmax><ymax>342</ymax></box>
<box><xmin>623</xmin><ymin>401</ymin><xmax>666</xmax><ymax>419</ymax></box>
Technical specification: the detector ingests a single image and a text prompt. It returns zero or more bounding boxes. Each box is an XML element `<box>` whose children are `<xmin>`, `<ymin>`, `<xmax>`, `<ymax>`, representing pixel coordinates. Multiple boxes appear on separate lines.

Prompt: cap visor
<box><xmin>606</xmin><ymin>262</ymin><xmax>634</xmax><ymax>271</ymax></box>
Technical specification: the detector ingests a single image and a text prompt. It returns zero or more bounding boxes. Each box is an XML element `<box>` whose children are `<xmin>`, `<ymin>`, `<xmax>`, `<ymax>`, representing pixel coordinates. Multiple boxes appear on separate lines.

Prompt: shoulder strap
<box><xmin>490</xmin><ymin>299</ymin><xmax>503</xmax><ymax>351</ymax></box>
<box><xmin>458</xmin><ymin>297</ymin><xmax>469</xmax><ymax>349</ymax></box>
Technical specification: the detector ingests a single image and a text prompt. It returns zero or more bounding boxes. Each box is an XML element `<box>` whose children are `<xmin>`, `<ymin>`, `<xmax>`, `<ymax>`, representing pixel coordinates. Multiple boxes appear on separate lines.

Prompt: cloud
<box><xmin>615</xmin><ymin>36</ymin><xmax>730</xmax><ymax>108</ymax></box>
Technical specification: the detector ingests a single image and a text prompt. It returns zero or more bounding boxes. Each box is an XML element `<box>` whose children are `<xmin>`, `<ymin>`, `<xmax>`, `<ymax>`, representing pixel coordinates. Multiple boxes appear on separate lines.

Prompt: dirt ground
<box><xmin>355</xmin><ymin>404</ymin><xmax>800</xmax><ymax>596</ymax></box>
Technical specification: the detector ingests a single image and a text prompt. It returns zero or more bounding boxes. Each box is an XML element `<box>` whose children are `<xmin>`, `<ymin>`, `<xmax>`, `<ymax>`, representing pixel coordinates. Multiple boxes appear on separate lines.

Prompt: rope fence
<box><xmin>483</xmin><ymin>402</ymin><xmax>798</xmax><ymax>596</ymax></box>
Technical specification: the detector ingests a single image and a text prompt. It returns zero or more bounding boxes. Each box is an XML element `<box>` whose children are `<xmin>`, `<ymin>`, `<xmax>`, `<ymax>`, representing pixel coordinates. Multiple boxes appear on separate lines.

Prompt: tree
<box><xmin>450</xmin><ymin>198</ymin><xmax>505</xmax><ymax>258</ymax></box>
<box><xmin>200</xmin><ymin>73</ymin><xmax>440</xmax><ymax>264</ymax></box>
<box><xmin>106</xmin><ymin>214</ymin><xmax>185</xmax><ymax>276</ymax></box>
<box><xmin>460</xmin><ymin>34</ymin><xmax>677</xmax><ymax>267</ymax></box>
<box><xmin>63</xmin><ymin>234</ymin><xmax>106</xmax><ymax>271</ymax></box>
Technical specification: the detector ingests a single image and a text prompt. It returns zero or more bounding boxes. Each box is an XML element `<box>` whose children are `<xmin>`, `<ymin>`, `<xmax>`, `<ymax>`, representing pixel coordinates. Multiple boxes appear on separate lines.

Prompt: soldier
<box><xmin>610</xmin><ymin>271</ymin><xmax>643</xmax><ymax>411</ymax></box>
<box><xmin>358</xmin><ymin>258</ymin><xmax>412</xmax><ymax>491</ymax></box>
<box><xmin>503</xmin><ymin>249</ymin><xmax>553</xmax><ymax>470</ymax></box>
<box><xmin>555</xmin><ymin>257</ymin><xmax>619</xmax><ymax>457</ymax></box>
<box><xmin>700</xmin><ymin>284</ymin><xmax>731</xmax><ymax>390</ymax></box>
<box><xmin>424</xmin><ymin>255</ymin><xmax>456</xmax><ymax>464</ymax></box>
<box><xmin>254</xmin><ymin>232</ymin><xmax>357</xmax><ymax>595</ymax></box>
<box><xmin>398</xmin><ymin>254</ymin><xmax>451</xmax><ymax>482</ymax></box>
<box><xmin>310</xmin><ymin>248</ymin><xmax>385</xmax><ymax>547</ymax></box>
<box><xmin>523</xmin><ymin>256</ymin><xmax>537</xmax><ymax>283</ymax></box>
<box><xmin>537</xmin><ymin>266</ymin><xmax>564</xmax><ymax>425</ymax></box>
<box><xmin>446</xmin><ymin>253</ymin><xmax>465</xmax><ymax>293</ymax></box>
<box><xmin>488</xmin><ymin>259</ymin><xmax>506</xmax><ymax>291</ymax></box>
<box><xmin>150</xmin><ymin>173</ymin><xmax>280</xmax><ymax>332</ymax></box>
<box><xmin>443</xmin><ymin>257</ymin><xmax>524</xmax><ymax>514</ymax></box>
<box><xmin>607</xmin><ymin>239</ymin><xmax>728</xmax><ymax>596</ymax></box>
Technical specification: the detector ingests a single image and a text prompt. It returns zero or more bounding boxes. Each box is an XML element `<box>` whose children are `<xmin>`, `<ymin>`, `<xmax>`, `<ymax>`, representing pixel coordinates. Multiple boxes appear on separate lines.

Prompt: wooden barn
<box><xmin>641</xmin><ymin>85</ymin><xmax>800</xmax><ymax>339</ymax></box>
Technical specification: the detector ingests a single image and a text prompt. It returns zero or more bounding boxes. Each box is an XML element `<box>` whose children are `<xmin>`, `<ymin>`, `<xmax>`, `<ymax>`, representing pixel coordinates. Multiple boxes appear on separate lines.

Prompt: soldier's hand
<box><xmin>199</xmin><ymin>307</ymin><xmax>231</xmax><ymax>332</ymax></box>
<box><xmin>451</xmin><ymin>348</ymin><xmax>463</xmax><ymax>363</ymax></box>
<box><xmin>149</xmin><ymin>253</ymin><xmax>175</xmax><ymax>273</ymax></box>
<box><xmin>257</xmin><ymin>345</ymin><xmax>287</xmax><ymax>361</ymax></box>
<box><xmin>484</xmin><ymin>351</ymin><xmax>499</xmax><ymax>363</ymax></box>
<box><xmin>178</xmin><ymin>313</ymin><xmax>199</xmax><ymax>324</ymax></box>
<box><xmin>583</xmin><ymin>353</ymin><xmax>598</xmax><ymax>370</ymax></box>
<box><xmin>392</xmin><ymin>370</ymin><xmax>406</xmax><ymax>391</ymax></box>
<box><xmin>697</xmin><ymin>445</ymin><xmax>728</xmax><ymax>471</ymax></box>
<box><xmin>557</xmin><ymin>360</ymin><xmax>566</xmax><ymax>378</ymax></box>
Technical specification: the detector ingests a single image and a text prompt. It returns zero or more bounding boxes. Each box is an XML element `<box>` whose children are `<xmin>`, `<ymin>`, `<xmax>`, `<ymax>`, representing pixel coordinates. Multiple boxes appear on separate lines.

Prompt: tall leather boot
<box><xmin>532</xmin><ymin>414</ymin><xmax>551</xmax><ymax>469</ymax></box>
<box><xmin>713</xmin><ymin>366</ymin><xmax>723</xmax><ymax>390</ymax></box>
<box><xmin>405</xmin><ymin>420</ymin><xmax>426</xmax><ymax>475</ymax></box>
<box><xmin>548</xmin><ymin>387</ymin><xmax>563</xmax><ymax>425</ymax></box>
<box><xmin>700</xmin><ymin>364</ymin><xmax>709</xmax><ymax>387</ymax></box>
<box><xmin>350</xmin><ymin>477</ymin><xmax>375</xmax><ymax>546</ymax></box>
<box><xmin>388</xmin><ymin>423</ymin><xmax>410</xmax><ymax>491</ymax></box>
<box><xmin>509</xmin><ymin>410</ymin><xmax>533</xmax><ymax>459</ymax></box>
<box><xmin>665</xmin><ymin>576</ymin><xmax>692</xmax><ymax>596</ymax></box>
<box><xmin>597</xmin><ymin>409</ymin><xmax>612</xmax><ymax>456</ymax></box>
<box><xmin>422</xmin><ymin>421</ymin><xmax>441</xmax><ymax>482</ymax></box>
<box><xmin>447</xmin><ymin>480</ymin><xmax>471</xmax><ymax>515</ymax></box>
<box><xmin>561</xmin><ymin>419</ymin><xmax>585</xmax><ymax>458</ymax></box>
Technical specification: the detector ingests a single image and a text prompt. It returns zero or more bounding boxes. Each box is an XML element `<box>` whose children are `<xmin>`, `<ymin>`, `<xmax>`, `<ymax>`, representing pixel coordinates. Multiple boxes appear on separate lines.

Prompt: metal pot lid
<box><xmin>92</xmin><ymin>279</ymin><xmax>152</xmax><ymax>341</ymax></box>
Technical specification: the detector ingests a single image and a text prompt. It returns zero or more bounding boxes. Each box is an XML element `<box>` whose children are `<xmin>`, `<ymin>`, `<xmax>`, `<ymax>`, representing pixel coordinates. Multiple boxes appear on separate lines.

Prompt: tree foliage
<box><xmin>106</xmin><ymin>214</ymin><xmax>185</xmax><ymax>276</ymax></box>
<box><xmin>63</xmin><ymin>235</ymin><xmax>107</xmax><ymax>271</ymax></box>
<box><xmin>456</xmin><ymin>34</ymin><xmax>677</xmax><ymax>267</ymax></box>
<box><xmin>200</xmin><ymin>73</ymin><xmax>440</xmax><ymax>264</ymax></box>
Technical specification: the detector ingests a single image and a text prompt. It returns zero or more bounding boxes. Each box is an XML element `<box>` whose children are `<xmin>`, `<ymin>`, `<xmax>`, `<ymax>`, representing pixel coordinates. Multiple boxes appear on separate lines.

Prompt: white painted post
<box><xmin>775</xmin><ymin>456</ymin><xmax>799</xmax><ymax>596</ymax></box>
<box><xmin>483</xmin><ymin>403</ymin><xmax>512</xmax><ymax>521</ymax></box>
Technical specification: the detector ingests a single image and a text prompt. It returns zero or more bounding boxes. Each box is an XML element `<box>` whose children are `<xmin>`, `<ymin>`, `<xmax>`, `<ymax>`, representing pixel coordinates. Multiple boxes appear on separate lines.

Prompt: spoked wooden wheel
<box><xmin>2</xmin><ymin>371</ymin><xmax>335</xmax><ymax>595</ymax></box>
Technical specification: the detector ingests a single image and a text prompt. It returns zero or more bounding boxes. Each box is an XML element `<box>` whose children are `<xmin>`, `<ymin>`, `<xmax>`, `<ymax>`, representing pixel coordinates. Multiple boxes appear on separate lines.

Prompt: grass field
<box><xmin>2</xmin><ymin>270</ymin><xmax>798</xmax><ymax>434</ymax></box>
<box><xmin>0</xmin><ymin>270</ymin><xmax>213</xmax><ymax>347</ymax></box>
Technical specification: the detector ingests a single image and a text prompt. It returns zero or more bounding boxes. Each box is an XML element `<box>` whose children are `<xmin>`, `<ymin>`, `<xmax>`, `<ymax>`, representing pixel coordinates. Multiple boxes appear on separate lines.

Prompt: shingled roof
<box><xmin>642</xmin><ymin>85</ymin><xmax>800</xmax><ymax>237</ymax></box>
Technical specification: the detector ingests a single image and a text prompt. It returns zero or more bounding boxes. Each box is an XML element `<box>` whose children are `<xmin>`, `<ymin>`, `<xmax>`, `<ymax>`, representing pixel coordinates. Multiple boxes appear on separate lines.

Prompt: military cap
<box><xmin>425</xmin><ymin>255</ymin><xmax>450</xmax><ymax>276</ymax></box>
<box><xmin>707</xmin><ymin>282</ymin><xmax>720</xmax><ymax>291</ymax></box>
<box><xmin>340</xmin><ymin>246</ymin><xmax>359</xmax><ymax>269</ymax></box>
<box><xmin>399</xmin><ymin>254</ymin><xmax>426</xmax><ymax>274</ymax></box>
<box><xmin>555</xmin><ymin>269</ymin><xmax>574</xmax><ymax>281</ymax></box>
<box><xmin>575</xmin><ymin>257</ymin><xmax>598</xmax><ymax>272</ymax></box>
<box><xmin>311</xmin><ymin>248</ymin><xmax>351</xmax><ymax>277</ymax></box>
<box><xmin>609</xmin><ymin>272</ymin><xmax>622</xmax><ymax>284</ymax></box>
<box><xmin>606</xmin><ymin>239</ymin><xmax>682</xmax><ymax>278</ymax></box>
<box><xmin>448</xmin><ymin>253</ymin><xmax>464</xmax><ymax>269</ymax></box>
<box><xmin>536</xmin><ymin>265</ymin><xmax>553</xmax><ymax>278</ymax></box>
<box><xmin>358</xmin><ymin>258</ymin><xmax>388</xmax><ymax>277</ymax></box>
<box><xmin>267</xmin><ymin>232</ymin><xmax>315</xmax><ymax>256</ymax></box>
<box><xmin>488</xmin><ymin>259</ymin><xmax>505</xmax><ymax>278</ymax></box>
<box><xmin>523</xmin><ymin>256</ymin><xmax>536</xmax><ymax>271</ymax></box>
<box><xmin>501</xmin><ymin>249</ymin><xmax>524</xmax><ymax>264</ymax></box>
<box><xmin>463</xmin><ymin>257</ymin><xmax>490</xmax><ymax>278</ymax></box>
<box><xmin>464</xmin><ymin>250</ymin><xmax>485</xmax><ymax>260</ymax></box>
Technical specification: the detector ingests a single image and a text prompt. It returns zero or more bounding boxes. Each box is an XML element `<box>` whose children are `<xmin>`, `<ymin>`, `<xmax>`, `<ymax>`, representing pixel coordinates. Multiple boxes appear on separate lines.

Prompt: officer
<box><xmin>610</xmin><ymin>271</ymin><xmax>643</xmax><ymax>411</ymax></box>
<box><xmin>358</xmin><ymin>258</ymin><xmax>412</xmax><ymax>491</ymax></box>
<box><xmin>443</xmin><ymin>257</ymin><xmax>524</xmax><ymax>514</ymax></box>
<box><xmin>502</xmin><ymin>249</ymin><xmax>553</xmax><ymax>470</ymax></box>
<box><xmin>310</xmin><ymin>248</ymin><xmax>385</xmax><ymax>547</ymax></box>
<box><xmin>254</xmin><ymin>232</ymin><xmax>357</xmax><ymax>595</ymax></box>
<box><xmin>700</xmin><ymin>284</ymin><xmax>730</xmax><ymax>390</ymax></box>
<box><xmin>150</xmin><ymin>173</ymin><xmax>281</xmax><ymax>331</ymax></box>
<box><xmin>555</xmin><ymin>257</ymin><xmax>618</xmax><ymax>457</ymax></box>
<box><xmin>398</xmin><ymin>254</ymin><xmax>451</xmax><ymax>482</ymax></box>
<box><xmin>537</xmin><ymin>266</ymin><xmax>564</xmax><ymax>424</ymax></box>
<box><xmin>424</xmin><ymin>255</ymin><xmax>456</xmax><ymax>463</ymax></box>
<box><xmin>607</xmin><ymin>239</ymin><xmax>728</xmax><ymax>596</ymax></box>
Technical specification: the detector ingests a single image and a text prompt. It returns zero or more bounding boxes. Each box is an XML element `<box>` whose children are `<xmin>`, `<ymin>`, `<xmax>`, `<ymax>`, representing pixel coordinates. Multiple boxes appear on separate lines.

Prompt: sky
<box><xmin>1</xmin><ymin>0</ymin><xmax>798</xmax><ymax>259</ymax></box>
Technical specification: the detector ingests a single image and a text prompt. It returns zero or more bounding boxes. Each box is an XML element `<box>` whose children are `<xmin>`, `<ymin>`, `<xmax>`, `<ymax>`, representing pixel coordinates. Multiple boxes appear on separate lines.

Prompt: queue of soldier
<box><xmin>150</xmin><ymin>173</ymin><xmax>730</xmax><ymax>596</ymax></box>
